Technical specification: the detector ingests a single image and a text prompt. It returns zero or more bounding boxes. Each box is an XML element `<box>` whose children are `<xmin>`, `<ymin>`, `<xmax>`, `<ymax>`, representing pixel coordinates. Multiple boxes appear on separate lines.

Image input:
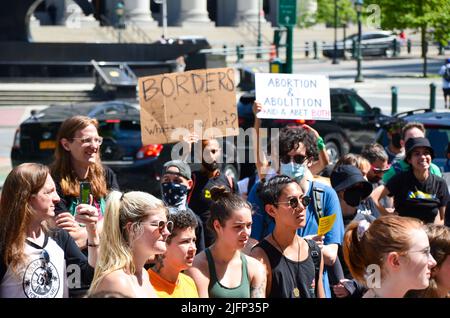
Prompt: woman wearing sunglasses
<box><xmin>50</xmin><ymin>116</ymin><xmax>119</xmax><ymax>250</ymax></box>
<box><xmin>0</xmin><ymin>163</ymin><xmax>99</xmax><ymax>298</ymax></box>
<box><xmin>344</xmin><ymin>215</ymin><xmax>436</xmax><ymax>298</ymax></box>
<box><xmin>89</xmin><ymin>191</ymin><xmax>171</xmax><ymax>298</ymax></box>
<box><xmin>186</xmin><ymin>186</ymin><xmax>266</xmax><ymax>298</ymax></box>
<box><xmin>251</xmin><ymin>175</ymin><xmax>325</xmax><ymax>298</ymax></box>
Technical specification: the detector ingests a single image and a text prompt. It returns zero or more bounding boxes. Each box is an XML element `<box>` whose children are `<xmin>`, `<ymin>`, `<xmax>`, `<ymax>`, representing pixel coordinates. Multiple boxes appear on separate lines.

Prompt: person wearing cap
<box><xmin>330</xmin><ymin>165</ymin><xmax>376</xmax><ymax>298</ymax></box>
<box><xmin>438</xmin><ymin>57</ymin><xmax>450</xmax><ymax>109</ymax></box>
<box><xmin>160</xmin><ymin>160</ymin><xmax>205</xmax><ymax>253</ymax></box>
<box><xmin>372</xmin><ymin>137</ymin><xmax>449</xmax><ymax>224</ymax></box>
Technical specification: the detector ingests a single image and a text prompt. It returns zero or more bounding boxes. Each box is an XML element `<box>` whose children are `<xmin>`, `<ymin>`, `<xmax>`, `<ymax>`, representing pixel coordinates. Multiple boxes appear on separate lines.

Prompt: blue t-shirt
<box><xmin>248</xmin><ymin>180</ymin><xmax>344</xmax><ymax>298</ymax></box>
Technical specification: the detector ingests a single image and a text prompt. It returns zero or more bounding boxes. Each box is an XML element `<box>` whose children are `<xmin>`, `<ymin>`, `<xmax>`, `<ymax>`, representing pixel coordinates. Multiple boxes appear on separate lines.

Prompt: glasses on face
<box><xmin>371</xmin><ymin>164</ymin><xmax>391</xmax><ymax>174</ymax></box>
<box><xmin>72</xmin><ymin>136</ymin><xmax>103</xmax><ymax>146</ymax></box>
<box><xmin>278</xmin><ymin>195</ymin><xmax>311</xmax><ymax>209</ymax></box>
<box><xmin>407</xmin><ymin>246</ymin><xmax>432</xmax><ymax>258</ymax></box>
<box><xmin>280</xmin><ymin>154</ymin><xmax>307</xmax><ymax>165</ymax></box>
<box><xmin>39</xmin><ymin>249</ymin><xmax>53</xmax><ymax>286</ymax></box>
<box><xmin>143</xmin><ymin>220</ymin><xmax>174</xmax><ymax>233</ymax></box>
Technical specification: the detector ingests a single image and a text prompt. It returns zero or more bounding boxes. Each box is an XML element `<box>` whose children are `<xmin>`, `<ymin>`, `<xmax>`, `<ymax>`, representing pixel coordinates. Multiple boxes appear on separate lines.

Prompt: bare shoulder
<box><xmin>244</xmin><ymin>254</ymin><xmax>266</xmax><ymax>276</ymax></box>
<box><xmin>185</xmin><ymin>251</ymin><xmax>210</xmax><ymax>298</ymax></box>
<box><xmin>93</xmin><ymin>270</ymin><xmax>135</xmax><ymax>297</ymax></box>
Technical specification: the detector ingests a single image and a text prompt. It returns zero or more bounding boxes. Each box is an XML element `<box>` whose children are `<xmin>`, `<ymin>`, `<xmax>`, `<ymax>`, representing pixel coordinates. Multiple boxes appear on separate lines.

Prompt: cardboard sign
<box><xmin>255</xmin><ymin>73</ymin><xmax>331</xmax><ymax>120</ymax></box>
<box><xmin>317</xmin><ymin>213</ymin><xmax>337</xmax><ymax>236</ymax></box>
<box><xmin>138</xmin><ymin>68</ymin><xmax>239</xmax><ymax>145</ymax></box>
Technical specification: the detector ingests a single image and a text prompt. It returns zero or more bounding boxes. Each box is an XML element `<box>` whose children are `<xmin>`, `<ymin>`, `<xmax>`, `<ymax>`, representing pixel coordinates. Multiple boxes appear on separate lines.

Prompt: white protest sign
<box><xmin>255</xmin><ymin>73</ymin><xmax>331</xmax><ymax>120</ymax></box>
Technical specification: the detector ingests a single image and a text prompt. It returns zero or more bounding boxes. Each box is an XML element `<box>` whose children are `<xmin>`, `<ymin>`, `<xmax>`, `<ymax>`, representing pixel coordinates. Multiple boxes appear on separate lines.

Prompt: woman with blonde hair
<box><xmin>50</xmin><ymin>115</ymin><xmax>119</xmax><ymax>249</ymax></box>
<box><xmin>0</xmin><ymin>163</ymin><xmax>99</xmax><ymax>298</ymax></box>
<box><xmin>89</xmin><ymin>191</ymin><xmax>171</xmax><ymax>298</ymax></box>
<box><xmin>343</xmin><ymin>215</ymin><xmax>436</xmax><ymax>298</ymax></box>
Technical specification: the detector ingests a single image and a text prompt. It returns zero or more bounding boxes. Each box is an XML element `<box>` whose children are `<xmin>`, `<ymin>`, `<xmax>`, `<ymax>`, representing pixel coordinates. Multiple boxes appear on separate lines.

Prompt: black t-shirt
<box><xmin>188</xmin><ymin>171</ymin><xmax>239</xmax><ymax>224</ymax></box>
<box><xmin>357</xmin><ymin>197</ymin><xmax>381</xmax><ymax>219</ymax></box>
<box><xmin>386</xmin><ymin>170</ymin><xmax>450</xmax><ymax>224</ymax></box>
<box><xmin>53</xmin><ymin>166</ymin><xmax>119</xmax><ymax>216</ymax></box>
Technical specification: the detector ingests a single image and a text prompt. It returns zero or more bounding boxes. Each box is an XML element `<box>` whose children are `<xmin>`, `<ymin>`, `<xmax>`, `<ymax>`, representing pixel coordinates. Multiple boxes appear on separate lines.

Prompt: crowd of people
<box><xmin>0</xmin><ymin>103</ymin><xmax>449</xmax><ymax>299</ymax></box>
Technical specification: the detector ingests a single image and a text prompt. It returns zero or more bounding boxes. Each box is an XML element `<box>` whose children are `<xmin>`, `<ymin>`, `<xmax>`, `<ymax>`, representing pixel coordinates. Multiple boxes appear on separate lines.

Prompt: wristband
<box><xmin>317</xmin><ymin>136</ymin><xmax>325</xmax><ymax>151</ymax></box>
<box><xmin>87</xmin><ymin>240</ymin><xmax>99</xmax><ymax>247</ymax></box>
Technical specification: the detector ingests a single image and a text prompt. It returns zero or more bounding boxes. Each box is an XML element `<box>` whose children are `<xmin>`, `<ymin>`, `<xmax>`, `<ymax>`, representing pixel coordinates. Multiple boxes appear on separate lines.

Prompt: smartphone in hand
<box><xmin>79</xmin><ymin>181</ymin><xmax>91</xmax><ymax>205</ymax></box>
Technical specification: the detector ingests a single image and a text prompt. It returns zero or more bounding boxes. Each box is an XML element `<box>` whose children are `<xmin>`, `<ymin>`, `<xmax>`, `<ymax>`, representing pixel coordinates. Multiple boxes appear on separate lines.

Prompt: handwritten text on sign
<box><xmin>138</xmin><ymin>68</ymin><xmax>239</xmax><ymax>145</ymax></box>
<box><xmin>255</xmin><ymin>73</ymin><xmax>331</xmax><ymax>120</ymax></box>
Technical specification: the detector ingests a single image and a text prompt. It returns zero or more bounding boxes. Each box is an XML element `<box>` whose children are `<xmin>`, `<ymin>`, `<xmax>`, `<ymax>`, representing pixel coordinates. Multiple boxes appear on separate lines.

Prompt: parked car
<box><xmin>11</xmin><ymin>100</ymin><xmax>240</xmax><ymax>196</ymax></box>
<box><xmin>236</xmin><ymin>88</ymin><xmax>392</xmax><ymax>164</ymax></box>
<box><xmin>375</xmin><ymin>109</ymin><xmax>450</xmax><ymax>173</ymax></box>
<box><xmin>323</xmin><ymin>31</ymin><xmax>401</xmax><ymax>58</ymax></box>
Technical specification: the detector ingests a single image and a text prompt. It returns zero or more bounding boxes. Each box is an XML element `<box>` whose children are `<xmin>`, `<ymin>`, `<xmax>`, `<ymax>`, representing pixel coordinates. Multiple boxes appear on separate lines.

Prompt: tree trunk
<box><xmin>422</xmin><ymin>25</ymin><xmax>428</xmax><ymax>78</ymax></box>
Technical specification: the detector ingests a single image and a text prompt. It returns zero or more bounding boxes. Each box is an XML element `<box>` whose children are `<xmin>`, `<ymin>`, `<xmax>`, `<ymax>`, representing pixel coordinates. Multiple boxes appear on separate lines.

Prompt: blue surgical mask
<box><xmin>280</xmin><ymin>162</ymin><xmax>306</xmax><ymax>182</ymax></box>
<box><xmin>161</xmin><ymin>182</ymin><xmax>188</xmax><ymax>208</ymax></box>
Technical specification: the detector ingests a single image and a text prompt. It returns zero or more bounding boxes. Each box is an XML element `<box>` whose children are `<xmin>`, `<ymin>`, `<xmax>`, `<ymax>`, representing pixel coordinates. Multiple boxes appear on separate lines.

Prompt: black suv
<box><xmin>11</xmin><ymin>101</ymin><xmax>240</xmax><ymax>196</ymax></box>
<box><xmin>237</xmin><ymin>88</ymin><xmax>392</xmax><ymax>163</ymax></box>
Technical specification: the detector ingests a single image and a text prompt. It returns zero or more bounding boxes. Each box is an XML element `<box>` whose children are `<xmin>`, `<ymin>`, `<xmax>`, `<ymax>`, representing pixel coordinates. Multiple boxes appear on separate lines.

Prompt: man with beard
<box><xmin>187</xmin><ymin>138</ymin><xmax>239</xmax><ymax>247</ymax></box>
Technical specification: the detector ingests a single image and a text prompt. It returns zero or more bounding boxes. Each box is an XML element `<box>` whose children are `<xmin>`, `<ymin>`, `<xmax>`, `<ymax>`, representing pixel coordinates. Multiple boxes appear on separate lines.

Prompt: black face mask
<box><xmin>343</xmin><ymin>188</ymin><xmax>364</xmax><ymax>207</ymax></box>
<box><xmin>391</xmin><ymin>133</ymin><xmax>402</xmax><ymax>148</ymax></box>
<box><xmin>368</xmin><ymin>175</ymin><xmax>381</xmax><ymax>184</ymax></box>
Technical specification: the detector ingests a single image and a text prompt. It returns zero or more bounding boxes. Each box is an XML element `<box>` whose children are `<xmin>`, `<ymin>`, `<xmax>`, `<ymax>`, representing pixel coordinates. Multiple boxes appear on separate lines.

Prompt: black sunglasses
<box><xmin>39</xmin><ymin>249</ymin><xmax>53</xmax><ymax>286</ymax></box>
<box><xmin>280</xmin><ymin>154</ymin><xmax>307</xmax><ymax>165</ymax></box>
<box><xmin>278</xmin><ymin>195</ymin><xmax>311</xmax><ymax>209</ymax></box>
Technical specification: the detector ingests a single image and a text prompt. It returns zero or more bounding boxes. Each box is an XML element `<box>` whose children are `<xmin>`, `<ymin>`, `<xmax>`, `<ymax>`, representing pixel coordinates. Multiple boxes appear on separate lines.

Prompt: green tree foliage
<box><xmin>316</xmin><ymin>0</ymin><xmax>356</xmax><ymax>27</ymax></box>
<box><xmin>369</xmin><ymin>0</ymin><xmax>450</xmax><ymax>77</ymax></box>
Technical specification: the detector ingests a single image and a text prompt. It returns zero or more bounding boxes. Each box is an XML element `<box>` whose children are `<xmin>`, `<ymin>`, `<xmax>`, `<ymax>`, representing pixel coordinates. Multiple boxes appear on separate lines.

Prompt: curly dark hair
<box><xmin>279</xmin><ymin>127</ymin><xmax>319</xmax><ymax>161</ymax></box>
<box><xmin>257</xmin><ymin>174</ymin><xmax>296</xmax><ymax>207</ymax></box>
<box><xmin>166</xmin><ymin>210</ymin><xmax>198</xmax><ymax>244</ymax></box>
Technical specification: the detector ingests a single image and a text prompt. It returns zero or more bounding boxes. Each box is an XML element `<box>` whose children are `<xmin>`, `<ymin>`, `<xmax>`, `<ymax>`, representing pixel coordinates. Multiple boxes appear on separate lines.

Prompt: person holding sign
<box><xmin>248</xmin><ymin>106</ymin><xmax>344</xmax><ymax>298</ymax></box>
<box><xmin>251</xmin><ymin>175</ymin><xmax>325</xmax><ymax>298</ymax></box>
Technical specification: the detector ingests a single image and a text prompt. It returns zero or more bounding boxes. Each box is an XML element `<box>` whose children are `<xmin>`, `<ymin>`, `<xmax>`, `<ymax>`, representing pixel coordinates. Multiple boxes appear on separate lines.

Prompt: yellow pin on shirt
<box><xmin>317</xmin><ymin>214</ymin><xmax>336</xmax><ymax>236</ymax></box>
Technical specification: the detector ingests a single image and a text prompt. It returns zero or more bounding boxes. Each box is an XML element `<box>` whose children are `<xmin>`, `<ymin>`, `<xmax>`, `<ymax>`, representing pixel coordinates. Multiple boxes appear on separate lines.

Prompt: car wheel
<box><xmin>223</xmin><ymin>163</ymin><xmax>239</xmax><ymax>181</ymax></box>
<box><xmin>326</xmin><ymin>140</ymin><xmax>341</xmax><ymax>164</ymax></box>
<box><xmin>385</xmin><ymin>48</ymin><xmax>394</xmax><ymax>58</ymax></box>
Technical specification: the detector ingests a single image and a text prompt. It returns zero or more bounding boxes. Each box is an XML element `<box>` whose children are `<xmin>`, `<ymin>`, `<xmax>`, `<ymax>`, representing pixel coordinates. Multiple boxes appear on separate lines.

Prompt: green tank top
<box><xmin>205</xmin><ymin>248</ymin><xmax>251</xmax><ymax>298</ymax></box>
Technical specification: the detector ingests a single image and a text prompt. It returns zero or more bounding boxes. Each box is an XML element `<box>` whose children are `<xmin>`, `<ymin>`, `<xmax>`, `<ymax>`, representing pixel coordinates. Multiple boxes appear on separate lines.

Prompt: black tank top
<box><xmin>257</xmin><ymin>239</ymin><xmax>319</xmax><ymax>298</ymax></box>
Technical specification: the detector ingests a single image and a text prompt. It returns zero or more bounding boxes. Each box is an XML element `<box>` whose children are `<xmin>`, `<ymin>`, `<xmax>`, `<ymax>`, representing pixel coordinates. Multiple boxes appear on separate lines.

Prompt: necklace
<box><xmin>272</xmin><ymin>233</ymin><xmax>301</xmax><ymax>298</ymax></box>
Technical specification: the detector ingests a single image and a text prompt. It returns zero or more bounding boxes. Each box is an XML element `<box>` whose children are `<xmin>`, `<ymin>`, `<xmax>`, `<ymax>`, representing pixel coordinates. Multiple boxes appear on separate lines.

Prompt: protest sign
<box><xmin>138</xmin><ymin>67</ymin><xmax>239</xmax><ymax>145</ymax></box>
<box><xmin>255</xmin><ymin>73</ymin><xmax>331</xmax><ymax>120</ymax></box>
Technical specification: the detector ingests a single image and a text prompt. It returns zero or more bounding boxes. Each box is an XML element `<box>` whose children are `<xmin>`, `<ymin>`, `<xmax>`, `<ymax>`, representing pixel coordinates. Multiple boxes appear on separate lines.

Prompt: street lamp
<box><xmin>332</xmin><ymin>0</ymin><xmax>339</xmax><ymax>64</ymax></box>
<box><xmin>354</xmin><ymin>0</ymin><xmax>364</xmax><ymax>82</ymax></box>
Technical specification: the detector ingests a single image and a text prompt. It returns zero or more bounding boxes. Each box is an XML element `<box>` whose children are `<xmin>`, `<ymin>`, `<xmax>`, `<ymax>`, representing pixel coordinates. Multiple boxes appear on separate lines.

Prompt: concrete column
<box><xmin>123</xmin><ymin>0</ymin><xmax>156</xmax><ymax>25</ymax></box>
<box><xmin>178</xmin><ymin>0</ymin><xmax>214</xmax><ymax>26</ymax></box>
<box><xmin>236</xmin><ymin>0</ymin><xmax>268</xmax><ymax>25</ymax></box>
<box><xmin>65</xmin><ymin>0</ymin><xmax>98</xmax><ymax>27</ymax></box>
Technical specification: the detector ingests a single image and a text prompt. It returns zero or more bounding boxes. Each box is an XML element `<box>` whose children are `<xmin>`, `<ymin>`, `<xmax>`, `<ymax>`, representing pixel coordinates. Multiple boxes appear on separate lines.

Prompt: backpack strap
<box><xmin>306</xmin><ymin>239</ymin><xmax>322</xmax><ymax>296</ymax></box>
<box><xmin>311</xmin><ymin>181</ymin><xmax>324</xmax><ymax>222</ymax></box>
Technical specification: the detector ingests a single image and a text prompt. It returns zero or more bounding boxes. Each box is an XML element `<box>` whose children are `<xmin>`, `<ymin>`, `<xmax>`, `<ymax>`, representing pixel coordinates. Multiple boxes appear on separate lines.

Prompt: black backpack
<box><xmin>443</xmin><ymin>66</ymin><xmax>450</xmax><ymax>81</ymax></box>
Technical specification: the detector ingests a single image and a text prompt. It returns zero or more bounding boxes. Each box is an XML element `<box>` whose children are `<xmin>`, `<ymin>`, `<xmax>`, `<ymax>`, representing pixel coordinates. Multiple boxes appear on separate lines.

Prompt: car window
<box><xmin>426</xmin><ymin>128</ymin><xmax>450</xmax><ymax>159</ymax></box>
<box><xmin>331</xmin><ymin>94</ymin><xmax>352</xmax><ymax>114</ymax></box>
<box><xmin>346</xmin><ymin>94</ymin><xmax>370</xmax><ymax>116</ymax></box>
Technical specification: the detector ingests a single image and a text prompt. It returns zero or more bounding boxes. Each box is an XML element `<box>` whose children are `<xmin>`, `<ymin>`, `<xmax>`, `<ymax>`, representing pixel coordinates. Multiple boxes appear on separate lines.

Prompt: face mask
<box><xmin>280</xmin><ymin>162</ymin><xmax>306</xmax><ymax>182</ymax></box>
<box><xmin>391</xmin><ymin>133</ymin><xmax>402</xmax><ymax>148</ymax></box>
<box><xmin>161</xmin><ymin>182</ymin><xmax>188</xmax><ymax>208</ymax></box>
<box><xmin>343</xmin><ymin>188</ymin><xmax>363</xmax><ymax>207</ymax></box>
<box><xmin>368</xmin><ymin>175</ymin><xmax>381</xmax><ymax>184</ymax></box>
